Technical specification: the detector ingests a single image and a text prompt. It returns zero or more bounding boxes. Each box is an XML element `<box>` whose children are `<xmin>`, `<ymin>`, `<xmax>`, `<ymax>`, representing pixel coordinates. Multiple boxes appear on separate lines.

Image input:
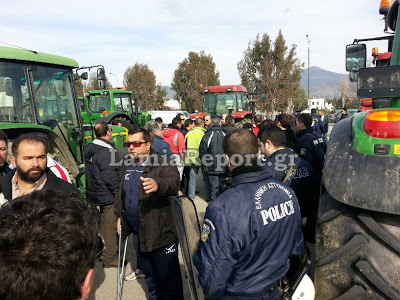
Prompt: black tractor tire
<box><xmin>109</xmin><ymin>117</ymin><xmax>133</xmax><ymax>130</ymax></box>
<box><xmin>315</xmin><ymin>191</ymin><xmax>400</xmax><ymax>300</ymax></box>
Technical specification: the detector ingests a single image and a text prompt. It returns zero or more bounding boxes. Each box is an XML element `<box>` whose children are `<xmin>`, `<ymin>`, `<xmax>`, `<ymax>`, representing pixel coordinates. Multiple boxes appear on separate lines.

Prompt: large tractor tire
<box><xmin>315</xmin><ymin>190</ymin><xmax>400</xmax><ymax>300</ymax></box>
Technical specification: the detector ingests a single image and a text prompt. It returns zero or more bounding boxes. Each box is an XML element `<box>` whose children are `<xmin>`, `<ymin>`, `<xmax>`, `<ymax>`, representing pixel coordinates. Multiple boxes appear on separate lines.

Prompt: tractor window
<box><xmin>204</xmin><ymin>92</ymin><xmax>236</xmax><ymax>115</ymax></box>
<box><xmin>0</xmin><ymin>61</ymin><xmax>34</xmax><ymax>123</ymax></box>
<box><xmin>32</xmin><ymin>66</ymin><xmax>78</xmax><ymax>128</ymax></box>
<box><xmin>238</xmin><ymin>92</ymin><xmax>249</xmax><ymax>111</ymax></box>
<box><xmin>114</xmin><ymin>93</ymin><xmax>132</xmax><ymax>114</ymax></box>
<box><xmin>89</xmin><ymin>95</ymin><xmax>111</xmax><ymax>113</ymax></box>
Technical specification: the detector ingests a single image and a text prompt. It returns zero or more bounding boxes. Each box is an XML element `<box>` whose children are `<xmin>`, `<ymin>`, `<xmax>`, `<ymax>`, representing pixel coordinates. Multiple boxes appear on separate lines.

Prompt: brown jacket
<box><xmin>114</xmin><ymin>153</ymin><xmax>180</xmax><ymax>252</ymax></box>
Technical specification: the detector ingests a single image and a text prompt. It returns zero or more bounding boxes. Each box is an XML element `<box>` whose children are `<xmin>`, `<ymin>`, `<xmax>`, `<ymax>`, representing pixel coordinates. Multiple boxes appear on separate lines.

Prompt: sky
<box><xmin>0</xmin><ymin>0</ymin><xmax>391</xmax><ymax>88</ymax></box>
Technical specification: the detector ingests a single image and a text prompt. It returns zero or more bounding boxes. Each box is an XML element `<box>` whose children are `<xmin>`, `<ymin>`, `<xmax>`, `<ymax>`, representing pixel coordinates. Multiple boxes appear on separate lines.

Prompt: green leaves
<box><xmin>123</xmin><ymin>63</ymin><xmax>158</xmax><ymax>111</ymax></box>
<box><xmin>171</xmin><ymin>51</ymin><xmax>220</xmax><ymax>113</ymax></box>
<box><xmin>238</xmin><ymin>30</ymin><xmax>304</xmax><ymax>114</ymax></box>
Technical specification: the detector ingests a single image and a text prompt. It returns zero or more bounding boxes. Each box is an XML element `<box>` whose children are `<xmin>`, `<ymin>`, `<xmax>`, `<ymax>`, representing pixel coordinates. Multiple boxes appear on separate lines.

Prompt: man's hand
<box><xmin>117</xmin><ymin>218</ymin><xmax>121</xmax><ymax>235</ymax></box>
<box><xmin>140</xmin><ymin>177</ymin><xmax>158</xmax><ymax>194</ymax></box>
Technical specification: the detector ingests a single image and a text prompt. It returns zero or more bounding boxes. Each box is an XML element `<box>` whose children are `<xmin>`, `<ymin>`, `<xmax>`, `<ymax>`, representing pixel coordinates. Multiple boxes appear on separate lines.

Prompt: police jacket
<box><xmin>265</xmin><ymin>148</ymin><xmax>315</xmax><ymax>223</ymax></box>
<box><xmin>297</xmin><ymin>127</ymin><xmax>326</xmax><ymax>177</ymax></box>
<box><xmin>114</xmin><ymin>152</ymin><xmax>180</xmax><ymax>252</ymax></box>
<box><xmin>193</xmin><ymin>167</ymin><xmax>304</xmax><ymax>299</ymax></box>
<box><xmin>311</xmin><ymin>114</ymin><xmax>325</xmax><ymax>135</ymax></box>
<box><xmin>0</xmin><ymin>168</ymin><xmax>80</xmax><ymax>202</ymax></box>
<box><xmin>199</xmin><ymin>126</ymin><xmax>227</xmax><ymax>175</ymax></box>
<box><xmin>85</xmin><ymin>138</ymin><xmax>120</xmax><ymax>206</ymax></box>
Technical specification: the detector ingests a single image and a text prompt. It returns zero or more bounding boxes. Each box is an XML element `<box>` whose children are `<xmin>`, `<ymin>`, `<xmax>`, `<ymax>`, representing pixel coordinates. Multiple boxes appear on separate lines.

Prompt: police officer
<box><xmin>258</xmin><ymin>125</ymin><xmax>318</xmax><ymax>242</ymax></box>
<box><xmin>193</xmin><ymin>129</ymin><xmax>304</xmax><ymax>300</ymax></box>
<box><xmin>311</xmin><ymin>108</ymin><xmax>325</xmax><ymax>136</ymax></box>
<box><xmin>296</xmin><ymin>113</ymin><xmax>326</xmax><ymax>184</ymax></box>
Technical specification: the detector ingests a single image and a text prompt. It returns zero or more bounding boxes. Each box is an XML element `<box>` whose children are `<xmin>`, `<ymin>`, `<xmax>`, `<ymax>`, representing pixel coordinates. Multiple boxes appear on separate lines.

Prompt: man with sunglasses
<box><xmin>115</xmin><ymin>127</ymin><xmax>184</xmax><ymax>300</ymax></box>
<box><xmin>0</xmin><ymin>190</ymin><xmax>100</xmax><ymax>300</ymax></box>
<box><xmin>85</xmin><ymin>122</ymin><xmax>121</xmax><ymax>268</ymax></box>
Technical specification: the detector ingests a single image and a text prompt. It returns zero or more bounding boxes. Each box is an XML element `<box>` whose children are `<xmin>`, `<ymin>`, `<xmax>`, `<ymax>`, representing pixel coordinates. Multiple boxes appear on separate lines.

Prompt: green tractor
<box><xmin>83</xmin><ymin>86</ymin><xmax>151</xmax><ymax>128</ymax></box>
<box><xmin>0</xmin><ymin>46</ymin><xmax>126</xmax><ymax>190</ymax></box>
<box><xmin>315</xmin><ymin>0</ymin><xmax>400</xmax><ymax>299</ymax></box>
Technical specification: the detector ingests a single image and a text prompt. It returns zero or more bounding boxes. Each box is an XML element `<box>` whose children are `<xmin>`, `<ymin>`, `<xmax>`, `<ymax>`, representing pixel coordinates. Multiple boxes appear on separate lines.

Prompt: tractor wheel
<box><xmin>315</xmin><ymin>191</ymin><xmax>400</xmax><ymax>300</ymax></box>
<box><xmin>109</xmin><ymin>117</ymin><xmax>133</xmax><ymax>130</ymax></box>
<box><xmin>120</xmin><ymin>117</ymin><xmax>133</xmax><ymax>130</ymax></box>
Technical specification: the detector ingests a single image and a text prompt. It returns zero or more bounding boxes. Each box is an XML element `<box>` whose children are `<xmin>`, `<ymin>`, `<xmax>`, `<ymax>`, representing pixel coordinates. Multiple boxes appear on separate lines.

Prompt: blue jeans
<box><xmin>188</xmin><ymin>166</ymin><xmax>199</xmax><ymax>199</ymax></box>
<box><xmin>209</xmin><ymin>175</ymin><xmax>220</xmax><ymax>200</ymax></box>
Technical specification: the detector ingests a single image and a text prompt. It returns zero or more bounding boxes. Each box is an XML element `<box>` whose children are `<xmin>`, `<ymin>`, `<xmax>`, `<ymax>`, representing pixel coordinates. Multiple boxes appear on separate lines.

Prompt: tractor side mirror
<box><xmin>346</xmin><ymin>44</ymin><xmax>366</xmax><ymax>72</ymax></box>
<box><xmin>80</xmin><ymin>72</ymin><xmax>88</xmax><ymax>80</ymax></box>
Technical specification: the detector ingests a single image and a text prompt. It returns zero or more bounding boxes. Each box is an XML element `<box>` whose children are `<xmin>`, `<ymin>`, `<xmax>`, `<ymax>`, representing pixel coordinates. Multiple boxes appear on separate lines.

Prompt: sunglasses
<box><xmin>97</xmin><ymin>234</ymin><xmax>106</xmax><ymax>259</ymax></box>
<box><xmin>126</xmin><ymin>141</ymin><xmax>147</xmax><ymax>148</ymax></box>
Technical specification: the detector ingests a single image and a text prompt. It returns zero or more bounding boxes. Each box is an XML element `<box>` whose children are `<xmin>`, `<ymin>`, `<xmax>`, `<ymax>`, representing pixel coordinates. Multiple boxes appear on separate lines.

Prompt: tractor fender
<box><xmin>323</xmin><ymin>117</ymin><xmax>400</xmax><ymax>215</ymax></box>
<box><xmin>95</xmin><ymin>113</ymin><xmax>133</xmax><ymax>125</ymax></box>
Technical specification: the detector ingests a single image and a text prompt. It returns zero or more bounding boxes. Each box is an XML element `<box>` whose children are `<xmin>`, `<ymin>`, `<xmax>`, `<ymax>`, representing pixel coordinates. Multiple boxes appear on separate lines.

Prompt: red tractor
<box><xmin>189</xmin><ymin>85</ymin><xmax>252</xmax><ymax>120</ymax></box>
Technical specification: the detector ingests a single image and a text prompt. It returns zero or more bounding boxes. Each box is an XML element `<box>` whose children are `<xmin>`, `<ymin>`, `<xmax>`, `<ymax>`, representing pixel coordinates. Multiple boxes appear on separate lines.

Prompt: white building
<box><xmin>308</xmin><ymin>98</ymin><xmax>334</xmax><ymax>111</ymax></box>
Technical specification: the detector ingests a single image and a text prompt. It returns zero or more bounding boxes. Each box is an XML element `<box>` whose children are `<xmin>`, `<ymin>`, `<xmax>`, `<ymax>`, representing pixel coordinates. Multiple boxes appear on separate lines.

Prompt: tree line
<box><xmin>85</xmin><ymin>30</ymin><xmax>311</xmax><ymax>114</ymax></box>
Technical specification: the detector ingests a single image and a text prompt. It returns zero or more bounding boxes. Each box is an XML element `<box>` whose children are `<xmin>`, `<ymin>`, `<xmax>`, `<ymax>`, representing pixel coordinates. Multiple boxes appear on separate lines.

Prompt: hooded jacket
<box><xmin>85</xmin><ymin>138</ymin><xmax>120</xmax><ymax>206</ymax></box>
<box><xmin>163</xmin><ymin>128</ymin><xmax>185</xmax><ymax>160</ymax></box>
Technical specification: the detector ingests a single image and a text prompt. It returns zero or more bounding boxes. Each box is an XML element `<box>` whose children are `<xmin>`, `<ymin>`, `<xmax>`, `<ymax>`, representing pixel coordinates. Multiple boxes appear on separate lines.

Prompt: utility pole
<box><xmin>306</xmin><ymin>34</ymin><xmax>310</xmax><ymax>100</ymax></box>
<box><xmin>109</xmin><ymin>72</ymin><xmax>119</xmax><ymax>87</ymax></box>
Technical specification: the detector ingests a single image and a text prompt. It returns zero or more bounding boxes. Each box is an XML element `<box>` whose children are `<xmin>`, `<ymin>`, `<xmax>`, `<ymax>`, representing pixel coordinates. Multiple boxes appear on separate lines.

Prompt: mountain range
<box><xmin>163</xmin><ymin>66</ymin><xmax>349</xmax><ymax>100</ymax></box>
<box><xmin>300</xmin><ymin>66</ymin><xmax>348</xmax><ymax>99</ymax></box>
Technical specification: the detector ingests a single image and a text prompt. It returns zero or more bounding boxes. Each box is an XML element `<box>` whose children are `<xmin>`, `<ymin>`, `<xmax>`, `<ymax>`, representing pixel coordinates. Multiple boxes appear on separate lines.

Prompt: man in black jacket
<box><xmin>0</xmin><ymin>133</ymin><xmax>80</xmax><ymax>205</ymax></box>
<box><xmin>199</xmin><ymin>117</ymin><xmax>227</xmax><ymax>201</ymax></box>
<box><xmin>85</xmin><ymin>122</ymin><xmax>121</xmax><ymax>268</ymax></box>
<box><xmin>115</xmin><ymin>127</ymin><xmax>183</xmax><ymax>300</ymax></box>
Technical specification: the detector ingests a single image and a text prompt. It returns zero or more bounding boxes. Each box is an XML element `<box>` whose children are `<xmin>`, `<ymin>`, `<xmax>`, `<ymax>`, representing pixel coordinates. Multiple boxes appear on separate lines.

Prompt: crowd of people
<box><xmin>0</xmin><ymin>106</ymin><xmax>334</xmax><ymax>299</ymax></box>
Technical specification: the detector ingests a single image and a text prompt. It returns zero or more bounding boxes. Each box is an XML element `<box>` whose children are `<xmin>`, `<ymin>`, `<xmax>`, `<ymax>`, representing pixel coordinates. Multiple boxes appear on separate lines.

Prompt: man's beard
<box><xmin>16</xmin><ymin>165</ymin><xmax>45</xmax><ymax>183</ymax></box>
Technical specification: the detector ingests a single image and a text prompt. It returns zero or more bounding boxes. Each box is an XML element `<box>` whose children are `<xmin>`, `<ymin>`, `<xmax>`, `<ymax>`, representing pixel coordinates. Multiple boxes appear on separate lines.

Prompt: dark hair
<box><xmin>254</xmin><ymin>114</ymin><xmax>263</xmax><ymax>124</ymax></box>
<box><xmin>171</xmin><ymin>117</ymin><xmax>181</xmax><ymax>129</ymax></box>
<box><xmin>297</xmin><ymin>113</ymin><xmax>312</xmax><ymax>128</ymax></box>
<box><xmin>242</xmin><ymin>123</ymin><xmax>253</xmax><ymax>129</ymax></box>
<box><xmin>225</xmin><ymin>115</ymin><xmax>235</xmax><ymax>127</ymax></box>
<box><xmin>128</xmin><ymin>127</ymin><xmax>150</xmax><ymax>142</ymax></box>
<box><xmin>0</xmin><ymin>130</ymin><xmax>8</xmax><ymax>145</ymax></box>
<box><xmin>258</xmin><ymin>125</ymin><xmax>286</xmax><ymax>147</ymax></box>
<box><xmin>194</xmin><ymin>117</ymin><xmax>204</xmax><ymax>127</ymax></box>
<box><xmin>341</xmin><ymin>107</ymin><xmax>347</xmax><ymax>112</ymax></box>
<box><xmin>259</xmin><ymin>119</ymin><xmax>276</xmax><ymax>130</ymax></box>
<box><xmin>154</xmin><ymin>117</ymin><xmax>163</xmax><ymax>123</ymax></box>
<box><xmin>94</xmin><ymin>122</ymin><xmax>110</xmax><ymax>138</ymax></box>
<box><xmin>0</xmin><ymin>190</ymin><xmax>100</xmax><ymax>300</ymax></box>
<box><xmin>184</xmin><ymin>119</ymin><xmax>194</xmax><ymax>128</ymax></box>
<box><xmin>277</xmin><ymin>113</ymin><xmax>293</xmax><ymax>129</ymax></box>
<box><xmin>12</xmin><ymin>132</ymin><xmax>48</xmax><ymax>157</ymax></box>
<box><xmin>176</xmin><ymin>113</ymin><xmax>184</xmax><ymax>120</ymax></box>
<box><xmin>223</xmin><ymin>129</ymin><xmax>258</xmax><ymax>166</ymax></box>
